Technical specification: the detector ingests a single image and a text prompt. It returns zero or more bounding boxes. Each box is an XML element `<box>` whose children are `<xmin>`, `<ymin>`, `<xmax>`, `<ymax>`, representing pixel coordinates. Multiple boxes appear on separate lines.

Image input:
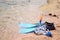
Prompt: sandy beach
<box><xmin>0</xmin><ymin>0</ymin><xmax>60</xmax><ymax>40</ymax></box>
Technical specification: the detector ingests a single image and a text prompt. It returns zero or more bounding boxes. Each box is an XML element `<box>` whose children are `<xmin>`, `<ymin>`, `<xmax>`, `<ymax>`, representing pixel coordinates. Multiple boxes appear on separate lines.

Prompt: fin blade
<box><xmin>18</xmin><ymin>22</ymin><xmax>36</xmax><ymax>28</ymax></box>
<box><xmin>19</xmin><ymin>28</ymin><xmax>35</xmax><ymax>34</ymax></box>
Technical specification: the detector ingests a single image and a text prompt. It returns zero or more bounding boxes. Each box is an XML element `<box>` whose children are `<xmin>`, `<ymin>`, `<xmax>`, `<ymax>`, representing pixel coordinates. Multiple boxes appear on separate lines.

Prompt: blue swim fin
<box><xmin>18</xmin><ymin>22</ymin><xmax>37</xmax><ymax>28</ymax></box>
<box><xmin>19</xmin><ymin>28</ymin><xmax>35</xmax><ymax>34</ymax></box>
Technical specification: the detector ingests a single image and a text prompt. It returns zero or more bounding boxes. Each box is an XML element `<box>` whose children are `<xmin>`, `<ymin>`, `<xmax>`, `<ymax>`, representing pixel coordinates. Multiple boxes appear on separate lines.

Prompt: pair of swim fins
<box><xmin>18</xmin><ymin>22</ymin><xmax>37</xmax><ymax>34</ymax></box>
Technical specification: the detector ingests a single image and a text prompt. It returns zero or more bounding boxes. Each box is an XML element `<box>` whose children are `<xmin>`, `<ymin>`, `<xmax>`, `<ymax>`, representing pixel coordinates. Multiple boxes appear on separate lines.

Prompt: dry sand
<box><xmin>0</xmin><ymin>0</ymin><xmax>60</xmax><ymax>40</ymax></box>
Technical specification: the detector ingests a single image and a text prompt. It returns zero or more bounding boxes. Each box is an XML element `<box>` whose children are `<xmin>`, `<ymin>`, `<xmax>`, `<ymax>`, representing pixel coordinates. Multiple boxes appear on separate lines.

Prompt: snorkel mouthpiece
<box><xmin>45</xmin><ymin>31</ymin><xmax>52</xmax><ymax>37</ymax></box>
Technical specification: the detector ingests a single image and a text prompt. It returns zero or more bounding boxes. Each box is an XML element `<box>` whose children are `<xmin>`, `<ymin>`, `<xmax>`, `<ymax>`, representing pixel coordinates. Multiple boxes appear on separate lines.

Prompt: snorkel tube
<box><xmin>39</xmin><ymin>16</ymin><xmax>43</xmax><ymax>26</ymax></box>
<box><xmin>35</xmin><ymin>16</ymin><xmax>52</xmax><ymax>37</ymax></box>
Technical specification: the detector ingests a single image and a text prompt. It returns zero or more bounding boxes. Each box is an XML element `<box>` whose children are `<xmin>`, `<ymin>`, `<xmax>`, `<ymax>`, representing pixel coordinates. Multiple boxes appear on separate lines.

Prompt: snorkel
<box><xmin>38</xmin><ymin>16</ymin><xmax>52</xmax><ymax>37</ymax></box>
<box><xmin>39</xmin><ymin>16</ymin><xmax>43</xmax><ymax>26</ymax></box>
